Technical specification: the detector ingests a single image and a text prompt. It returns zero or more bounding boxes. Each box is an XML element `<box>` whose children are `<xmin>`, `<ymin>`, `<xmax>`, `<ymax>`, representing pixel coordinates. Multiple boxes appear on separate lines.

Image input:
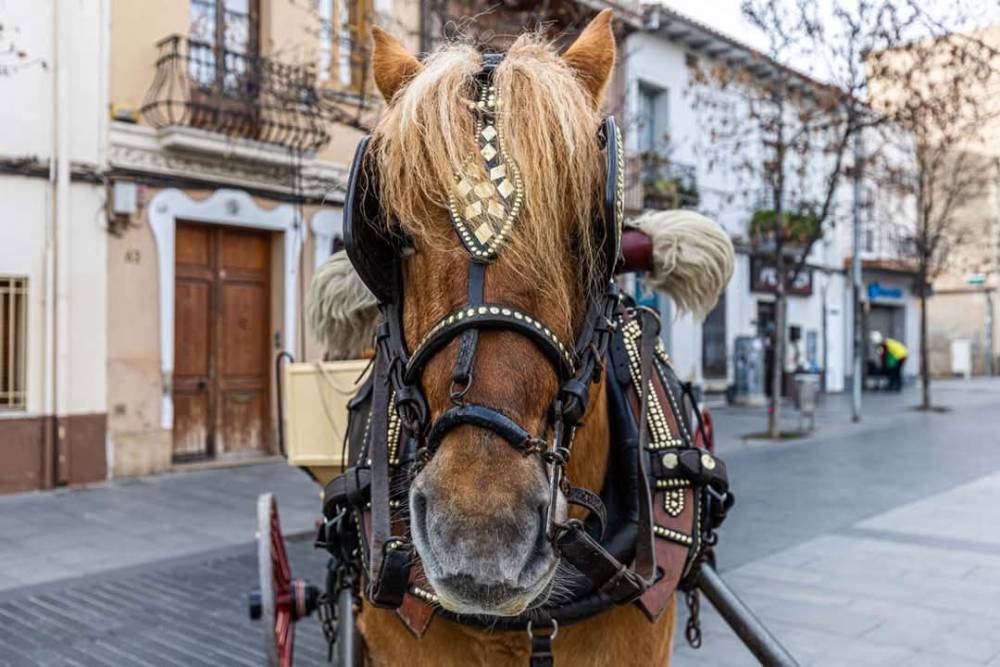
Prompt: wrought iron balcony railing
<box><xmin>141</xmin><ymin>35</ymin><xmax>332</xmax><ymax>152</ymax></box>
<box><xmin>640</xmin><ymin>153</ymin><xmax>700</xmax><ymax>210</ymax></box>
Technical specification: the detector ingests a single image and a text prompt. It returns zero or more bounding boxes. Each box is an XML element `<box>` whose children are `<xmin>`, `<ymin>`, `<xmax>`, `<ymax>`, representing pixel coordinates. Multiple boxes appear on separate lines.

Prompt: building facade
<box><xmin>867</xmin><ymin>26</ymin><xmax>1000</xmax><ymax>379</ymax></box>
<box><xmin>0</xmin><ymin>0</ymin><xmax>419</xmax><ymax>493</ymax></box>
<box><xmin>0</xmin><ymin>0</ymin><xmax>109</xmax><ymax>493</ymax></box>
<box><xmin>621</xmin><ymin>5</ymin><xmax>919</xmax><ymax>396</ymax></box>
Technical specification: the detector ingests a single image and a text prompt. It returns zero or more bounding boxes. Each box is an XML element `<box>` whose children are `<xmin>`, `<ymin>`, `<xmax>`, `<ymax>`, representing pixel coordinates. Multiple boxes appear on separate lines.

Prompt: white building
<box><xmin>0</xmin><ymin>0</ymin><xmax>110</xmax><ymax>493</ymax></box>
<box><xmin>620</xmin><ymin>4</ymin><xmax>919</xmax><ymax>396</ymax></box>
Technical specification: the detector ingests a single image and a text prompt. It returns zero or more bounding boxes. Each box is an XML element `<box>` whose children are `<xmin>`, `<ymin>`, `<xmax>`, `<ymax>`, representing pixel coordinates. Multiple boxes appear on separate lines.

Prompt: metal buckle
<box><xmin>448</xmin><ymin>375</ymin><xmax>473</xmax><ymax>404</ymax></box>
<box><xmin>526</xmin><ymin>619</ymin><xmax>559</xmax><ymax>640</ymax></box>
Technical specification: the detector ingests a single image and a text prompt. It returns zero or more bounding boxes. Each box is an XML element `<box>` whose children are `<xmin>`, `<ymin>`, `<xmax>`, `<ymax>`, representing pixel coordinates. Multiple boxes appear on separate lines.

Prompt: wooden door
<box><xmin>173</xmin><ymin>222</ymin><xmax>272</xmax><ymax>460</ymax></box>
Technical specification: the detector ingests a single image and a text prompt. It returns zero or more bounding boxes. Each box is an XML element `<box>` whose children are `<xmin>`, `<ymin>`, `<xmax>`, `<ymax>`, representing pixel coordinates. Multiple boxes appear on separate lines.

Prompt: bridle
<box><xmin>319</xmin><ymin>50</ymin><xmax>737</xmax><ymax>667</ymax></box>
<box><xmin>342</xmin><ymin>53</ymin><xmax>661</xmax><ymax>612</ymax></box>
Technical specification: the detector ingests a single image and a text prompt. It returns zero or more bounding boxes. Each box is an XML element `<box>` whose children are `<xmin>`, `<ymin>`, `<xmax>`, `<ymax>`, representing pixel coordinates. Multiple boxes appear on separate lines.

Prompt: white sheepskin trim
<box><xmin>628</xmin><ymin>210</ymin><xmax>734</xmax><ymax>318</ymax></box>
<box><xmin>307</xmin><ymin>251</ymin><xmax>380</xmax><ymax>360</ymax></box>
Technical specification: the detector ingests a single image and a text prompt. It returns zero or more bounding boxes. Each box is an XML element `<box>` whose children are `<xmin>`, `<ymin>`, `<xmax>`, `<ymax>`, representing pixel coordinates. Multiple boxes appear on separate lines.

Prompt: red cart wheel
<box><xmin>249</xmin><ymin>493</ymin><xmax>319</xmax><ymax>667</ymax></box>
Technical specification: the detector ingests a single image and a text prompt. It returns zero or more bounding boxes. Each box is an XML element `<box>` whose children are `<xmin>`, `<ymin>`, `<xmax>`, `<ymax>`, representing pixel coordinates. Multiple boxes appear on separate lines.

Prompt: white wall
<box><xmin>0</xmin><ymin>0</ymin><xmax>109</xmax><ymax>417</ymax></box>
<box><xmin>0</xmin><ymin>0</ymin><xmax>105</xmax><ymax>165</ymax></box>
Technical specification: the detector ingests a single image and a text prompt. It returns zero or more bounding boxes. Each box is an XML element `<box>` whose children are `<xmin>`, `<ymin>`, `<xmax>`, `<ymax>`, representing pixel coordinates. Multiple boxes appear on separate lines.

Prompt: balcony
<box><xmin>640</xmin><ymin>152</ymin><xmax>700</xmax><ymax>210</ymax></box>
<box><xmin>141</xmin><ymin>35</ymin><xmax>332</xmax><ymax>153</ymax></box>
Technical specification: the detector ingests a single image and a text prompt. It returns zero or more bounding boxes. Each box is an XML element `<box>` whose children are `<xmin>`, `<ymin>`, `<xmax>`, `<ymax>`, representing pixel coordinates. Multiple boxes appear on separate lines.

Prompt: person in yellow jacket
<box><xmin>872</xmin><ymin>331</ymin><xmax>908</xmax><ymax>391</ymax></box>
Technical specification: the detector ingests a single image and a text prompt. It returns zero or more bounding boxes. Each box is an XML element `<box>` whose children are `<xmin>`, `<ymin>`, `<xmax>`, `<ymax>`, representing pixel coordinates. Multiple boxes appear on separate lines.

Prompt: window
<box><xmin>702</xmin><ymin>291</ymin><xmax>727</xmax><ymax>379</ymax></box>
<box><xmin>338</xmin><ymin>0</ymin><xmax>353</xmax><ymax>87</ymax></box>
<box><xmin>188</xmin><ymin>0</ymin><xmax>259</xmax><ymax>92</ymax></box>
<box><xmin>0</xmin><ymin>277</ymin><xmax>27</xmax><ymax>410</ymax></box>
<box><xmin>637</xmin><ymin>82</ymin><xmax>669</xmax><ymax>154</ymax></box>
<box><xmin>316</xmin><ymin>0</ymin><xmax>368</xmax><ymax>90</ymax></box>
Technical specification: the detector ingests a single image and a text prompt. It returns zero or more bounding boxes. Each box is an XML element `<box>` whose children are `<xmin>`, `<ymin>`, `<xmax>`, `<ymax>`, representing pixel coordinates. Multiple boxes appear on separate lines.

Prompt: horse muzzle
<box><xmin>409</xmin><ymin>466</ymin><xmax>563</xmax><ymax>616</ymax></box>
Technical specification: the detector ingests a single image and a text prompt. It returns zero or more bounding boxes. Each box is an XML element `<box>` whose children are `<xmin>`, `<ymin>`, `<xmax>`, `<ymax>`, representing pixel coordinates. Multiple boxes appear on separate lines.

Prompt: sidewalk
<box><xmin>674</xmin><ymin>468</ymin><xmax>1000</xmax><ymax>666</ymax></box>
<box><xmin>0</xmin><ymin>463</ymin><xmax>319</xmax><ymax>592</ymax></box>
<box><xmin>710</xmin><ymin>376</ymin><xmax>1000</xmax><ymax>456</ymax></box>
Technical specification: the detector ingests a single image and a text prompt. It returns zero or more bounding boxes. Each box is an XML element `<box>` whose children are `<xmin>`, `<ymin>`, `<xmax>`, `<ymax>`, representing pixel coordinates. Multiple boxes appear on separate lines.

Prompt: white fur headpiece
<box><xmin>628</xmin><ymin>210</ymin><xmax>734</xmax><ymax>318</ymax></box>
<box><xmin>307</xmin><ymin>251</ymin><xmax>379</xmax><ymax>360</ymax></box>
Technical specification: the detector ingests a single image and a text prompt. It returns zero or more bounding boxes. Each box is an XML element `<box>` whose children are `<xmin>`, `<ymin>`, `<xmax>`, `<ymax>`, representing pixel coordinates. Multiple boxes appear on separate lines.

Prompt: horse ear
<box><xmin>561</xmin><ymin>9</ymin><xmax>616</xmax><ymax>106</ymax></box>
<box><xmin>371</xmin><ymin>26</ymin><xmax>423</xmax><ymax>102</ymax></box>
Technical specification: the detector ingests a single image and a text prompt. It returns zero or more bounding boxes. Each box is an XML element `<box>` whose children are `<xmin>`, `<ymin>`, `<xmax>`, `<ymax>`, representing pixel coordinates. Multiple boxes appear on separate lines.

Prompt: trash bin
<box><xmin>794</xmin><ymin>372</ymin><xmax>820</xmax><ymax>432</ymax></box>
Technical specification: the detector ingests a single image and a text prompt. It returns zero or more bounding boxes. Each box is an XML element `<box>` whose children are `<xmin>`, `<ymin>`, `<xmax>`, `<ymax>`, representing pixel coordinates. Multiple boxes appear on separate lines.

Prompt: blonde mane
<box><xmin>370</xmin><ymin>34</ymin><xmax>606</xmax><ymax>312</ymax></box>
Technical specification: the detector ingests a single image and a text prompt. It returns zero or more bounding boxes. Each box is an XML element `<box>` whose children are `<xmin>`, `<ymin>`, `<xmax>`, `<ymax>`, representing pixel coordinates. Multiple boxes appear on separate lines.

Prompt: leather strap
<box><xmin>529</xmin><ymin>634</ymin><xmax>554</xmax><ymax>667</ymax></box>
<box><xmin>450</xmin><ymin>262</ymin><xmax>486</xmax><ymax>397</ymax></box>
<box><xmin>322</xmin><ymin>467</ymin><xmax>371</xmax><ymax>519</ymax></box>
<box><xmin>368</xmin><ymin>307</ymin><xmax>413</xmax><ymax>608</ymax></box>
<box><xmin>565</xmin><ymin>485</ymin><xmax>607</xmax><ymax>540</ymax></box>
<box><xmin>405</xmin><ymin>305</ymin><xmax>575</xmax><ymax>383</ymax></box>
<box><xmin>426</xmin><ymin>403</ymin><xmax>535</xmax><ymax>453</ymax></box>
<box><xmin>554</xmin><ymin>307</ymin><xmax>659</xmax><ymax>604</ymax></box>
<box><xmin>631</xmin><ymin>308</ymin><xmax>659</xmax><ymax>585</ymax></box>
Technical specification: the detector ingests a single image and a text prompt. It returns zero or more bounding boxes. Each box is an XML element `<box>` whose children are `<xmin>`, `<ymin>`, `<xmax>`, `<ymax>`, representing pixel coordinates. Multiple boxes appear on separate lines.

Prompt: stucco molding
<box><xmin>148</xmin><ymin>187</ymin><xmax>303</xmax><ymax>430</ymax></box>
<box><xmin>110</xmin><ymin>122</ymin><xmax>348</xmax><ymax>201</ymax></box>
<box><xmin>309</xmin><ymin>207</ymin><xmax>344</xmax><ymax>269</ymax></box>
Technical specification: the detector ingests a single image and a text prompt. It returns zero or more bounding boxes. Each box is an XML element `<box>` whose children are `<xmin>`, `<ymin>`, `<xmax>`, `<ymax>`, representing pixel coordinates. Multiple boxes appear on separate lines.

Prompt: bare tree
<box><xmin>867</xmin><ymin>25</ymin><xmax>1000</xmax><ymax>408</ymax></box>
<box><xmin>690</xmin><ymin>0</ymin><xmax>996</xmax><ymax>434</ymax></box>
<box><xmin>689</xmin><ymin>0</ymin><xmax>872</xmax><ymax>438</ymax></box>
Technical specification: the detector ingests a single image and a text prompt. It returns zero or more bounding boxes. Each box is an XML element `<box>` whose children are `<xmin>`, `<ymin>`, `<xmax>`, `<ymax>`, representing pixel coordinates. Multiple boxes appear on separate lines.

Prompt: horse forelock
<box><xmin>370</xmin><ymin>33</ymin><xmax>606</xmax><ymax>325</ymax></box>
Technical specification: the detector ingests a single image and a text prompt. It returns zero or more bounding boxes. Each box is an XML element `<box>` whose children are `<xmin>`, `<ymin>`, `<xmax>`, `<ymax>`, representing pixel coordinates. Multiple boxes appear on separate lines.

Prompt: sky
<box><xmin>658</xmin><ymin>0</ymin><xmax>1000</xmax><ymax>84</ymax></box>
<box><xmin>659</xmin><ymin>0</ymin><xmax>1000</xmax><ymax>59</ymax></box>
<box><xmin>659</xmin><ymin>0</ymin><xmax>768</xmax><ymax>50</ymax></box>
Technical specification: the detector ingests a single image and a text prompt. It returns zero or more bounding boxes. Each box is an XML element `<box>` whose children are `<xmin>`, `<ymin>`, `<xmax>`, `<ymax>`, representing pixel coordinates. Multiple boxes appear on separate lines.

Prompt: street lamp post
<box><xmin>851</xmin><ymin>129</ymin><xmax>863</xmax><ymax>422</ymax></box>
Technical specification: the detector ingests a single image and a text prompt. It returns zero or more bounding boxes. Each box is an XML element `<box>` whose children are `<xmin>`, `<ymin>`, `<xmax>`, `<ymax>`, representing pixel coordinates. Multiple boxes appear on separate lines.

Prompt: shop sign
<box><xmin>633</xmin><ymin>274</ymin><xmax>661</xmax><ymax>310</ymax></box>
<box><xmin>867</xmin><ymin>282</ymin><xmax>904</xmax><ymax>301</ymax></box>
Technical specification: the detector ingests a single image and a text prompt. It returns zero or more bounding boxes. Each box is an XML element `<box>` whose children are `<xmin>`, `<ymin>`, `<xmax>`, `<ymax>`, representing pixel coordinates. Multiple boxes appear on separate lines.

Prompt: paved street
<box><xmin>2</xmin><ymin>379</ymin><xmax>1000</xmax><ymax>665</ymax></box>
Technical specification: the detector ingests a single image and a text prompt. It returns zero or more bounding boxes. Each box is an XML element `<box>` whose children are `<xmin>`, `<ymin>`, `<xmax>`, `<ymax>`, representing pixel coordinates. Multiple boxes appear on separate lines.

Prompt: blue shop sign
<box><xmin>868</xmin><ymin>282</ymin><xmax>903</xmax><ymax>300</ymax></box>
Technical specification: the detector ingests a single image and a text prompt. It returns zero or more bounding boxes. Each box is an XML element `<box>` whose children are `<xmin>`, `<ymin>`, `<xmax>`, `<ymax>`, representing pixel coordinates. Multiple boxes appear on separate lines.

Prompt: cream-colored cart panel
<box><xmin>283</xmin><ymin>360</ymin><xmax>371</xmax><ymax>472</ymax></box>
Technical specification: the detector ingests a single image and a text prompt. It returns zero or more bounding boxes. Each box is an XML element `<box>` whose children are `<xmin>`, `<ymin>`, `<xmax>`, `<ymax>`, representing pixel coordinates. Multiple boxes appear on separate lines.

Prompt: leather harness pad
<box><xmin>637</xmin><ymin>370</ymin><xmax>699</xmax><ymax>621</ymax></box>
<box><xmin>343</xmin><ymin>136</ymin><xmax>401</xmax><ymax>306</ymax></box>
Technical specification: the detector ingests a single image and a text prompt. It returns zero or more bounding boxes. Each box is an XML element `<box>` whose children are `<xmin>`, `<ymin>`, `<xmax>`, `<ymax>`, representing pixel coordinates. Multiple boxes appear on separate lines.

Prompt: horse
<box><xmin>308</xmin><ymin>10</ymin><xmax>734</xmax><ymax>665</ymax></box>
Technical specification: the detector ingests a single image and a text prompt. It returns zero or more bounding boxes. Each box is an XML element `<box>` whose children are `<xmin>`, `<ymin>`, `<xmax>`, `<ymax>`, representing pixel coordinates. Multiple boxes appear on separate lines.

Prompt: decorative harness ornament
<box><xmin>447</xmin><ymin>69</ymin><xmax>524</xmax><ymax>259</ymax></box>
<box><xmin>318</xmin><ymin>54</ymin><xmax>733</xmax><ymax>666</ymax></box>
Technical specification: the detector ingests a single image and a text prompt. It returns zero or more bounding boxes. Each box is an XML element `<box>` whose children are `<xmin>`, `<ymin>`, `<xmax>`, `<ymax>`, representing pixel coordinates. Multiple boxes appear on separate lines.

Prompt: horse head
<box><xmin>368</xmin><ymin>11</ymin><xmax>617</xmax><ymax>616</ymax></box>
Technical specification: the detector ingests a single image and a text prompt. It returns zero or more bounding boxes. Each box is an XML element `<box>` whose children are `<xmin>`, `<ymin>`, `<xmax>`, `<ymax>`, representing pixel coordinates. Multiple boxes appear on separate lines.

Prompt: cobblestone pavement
<box><xmin>2</xmin><ymin>379</ymin><xmax>1000</xmax><ymax>665</ymax></box>
<box><xmin>0</xmin><ymin>536</ymin><xmax>328</xmax><ymax>667</ymax></box>
<box><xmin>0</xmin><ymin>462</ymin><xmax>319</xmax><ymax>592</ymax></box>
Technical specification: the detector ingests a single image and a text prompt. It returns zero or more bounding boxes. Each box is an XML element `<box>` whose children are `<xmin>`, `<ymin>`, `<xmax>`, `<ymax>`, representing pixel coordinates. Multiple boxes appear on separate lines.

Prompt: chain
<box><xmin>317</xmin><ymin>593</ymin><xmax>338</xmax><ymax>662</ymax></box>
<box><xmin>684</xmin><ymin>589</ymin><xmax>702</xmax><ymax>649</ymax></box>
